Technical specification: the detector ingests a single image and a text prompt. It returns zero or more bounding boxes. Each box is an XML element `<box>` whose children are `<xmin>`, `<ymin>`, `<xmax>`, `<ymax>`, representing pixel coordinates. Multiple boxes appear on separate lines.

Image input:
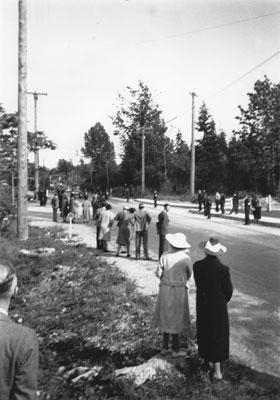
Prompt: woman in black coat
<box><xmin>193</xmin><ymin>237</ymin><xmax>233</xmax><ymax>380</ymax></box>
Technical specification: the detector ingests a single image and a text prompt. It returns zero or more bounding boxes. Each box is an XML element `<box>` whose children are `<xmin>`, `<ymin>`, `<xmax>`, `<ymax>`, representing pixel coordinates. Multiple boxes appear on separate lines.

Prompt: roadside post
<box><xmin>67</xmin><ymin>212</ymin><xmax>74</xmax><ymax>238</ymax></box>
<box><xmin>266</xmin><ymin>195</ymin><xmax>272</xmax><ymax>212</ymax></box>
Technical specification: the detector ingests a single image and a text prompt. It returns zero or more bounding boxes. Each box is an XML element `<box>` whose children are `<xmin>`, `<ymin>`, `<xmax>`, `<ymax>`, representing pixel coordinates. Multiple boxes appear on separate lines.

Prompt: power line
<box><xmin>209</xmin><ymin>50</ymin><xmax>280</xmax><ymax>98</ymax></box>
<box><xmin>134</xmin><ymin>10</ymin><xmax>280</xmax><ymax>46</ymax></box>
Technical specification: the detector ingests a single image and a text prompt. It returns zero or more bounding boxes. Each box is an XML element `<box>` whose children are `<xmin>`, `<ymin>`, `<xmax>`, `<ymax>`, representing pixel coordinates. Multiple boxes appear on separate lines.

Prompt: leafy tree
<box><xmin>235</xmin><ymin>76</ymin><xmax>280</xmax><ymax>194</ymax></box>
<box><xmin>195</xmin><ymin>102</ymin><xmax>228</xmax><ymax>193</ymax></box>
<box><xmin>111</xmin><ymin>81</ymin><xmax>167</xmax><ymax>189</ymax></box>
<box><xmin>0</xmin><ymin>104</ymin><xmax>56</xmax><ymax>175</ymax></box>
<box><xmin>81</xmin><ymin>122</ymin><xmax>117</xmax><ymax>188</ymax></box>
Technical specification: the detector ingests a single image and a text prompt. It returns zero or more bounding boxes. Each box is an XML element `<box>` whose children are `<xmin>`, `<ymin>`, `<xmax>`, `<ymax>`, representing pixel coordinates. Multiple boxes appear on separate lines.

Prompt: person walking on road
<box><xmin>157</xmin><ymin>203</ymin><xmax>170</xmax><ymax>259</ymax></box>
<box><xmin>193</xmin><ymin>238</ymin><xmax>233</xmax><ymax>380</ymax></box>
<box><xmin>133</xmin><ymin>203</ymin><xmax>152</xmax><ymax>260</ymax></box>
<box><xmin>0</xmin><ymin>260</ymin><xmax>39</xmax><ymax>399</ymax></box>
<box><xmin>154</xmin><ymin>233</ymin><xmax>192</xmax><ymax>358</ymax></box>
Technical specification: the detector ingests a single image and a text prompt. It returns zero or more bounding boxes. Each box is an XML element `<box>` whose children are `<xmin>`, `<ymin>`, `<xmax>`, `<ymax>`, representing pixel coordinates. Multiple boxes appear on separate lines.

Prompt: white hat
<box><xmin>166</xmin><ymin>233</ymin><xmax>191</xmax><ymax>249</ymax></box>
<box><xmin>199</xmin><ymin>238</ymin><xmax>227</xmax><ymax>256</ymax></box>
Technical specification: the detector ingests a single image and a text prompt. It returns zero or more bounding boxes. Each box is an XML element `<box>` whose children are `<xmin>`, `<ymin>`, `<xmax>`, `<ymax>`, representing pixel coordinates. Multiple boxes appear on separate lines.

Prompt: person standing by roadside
<box><xmin>91</xmin><ymin>192</ymin><xmax>98</xmax><ymax>220</ymax></box>
<box><xmin>0</xmin><ymin>261</ymin><xmax>39</xmax><ymax>399</ymax></box>
<box><xmin>154</xmin><ymin>233</ymin><xmax>192</xmax><ymax>358</ymax></box>
<box><xmin>82</xmin><ymin>195</ymin><xmax>91</xmax><ymax>223</ymax></box>
<box><xmin>244</xmin><ymin>195</ymin><xmax>251</xmax><ymax>225</ymax></box>
<box><xmin>61</xmin><ymin>193</ymin><xmax>69</xmax><ymax>223</ymax></box>
<box><xmin>206</xmin><ymin>194</ymin><xmax>212</xmax><ymax>219</ymax></box>
<box><xmin>73</xmin><ymin>195</ymin><xmax>80</xmax><ymax>223</ymax></box>
<box><xmin>51</xmin><ymin>192</ymin><xmax>59</xmax><ymax>222</ymax></box>
<box><xmin>115</xmin><ymin>206</ymin><xmax>133</xmax><ymax>257</ymax></box>
<box><xmin>215</xmin><ymin>191</ymin><xmax>221</xmax><ymax>212</ymax></box>
<box><xmin>230</xmin><ymin>193</ymin><xmax>239</xmax><ymax>214</ymax></box>
<box><xmin>153</xmin><ymin>190</ymin><xmax>158</xmax><ymax>208</ymax></box>
<box><xmin>157</xmin><ymin>203</ymin><xmax>170</xmax><ymax>259</ymax></box>
<box><xmin>133</xmin><ymin>203</ymin><xmax>152</xmax><ymax>260</ymax></box>
<box><xmin>125</xmin><ymin>185</ymin><xmax>130</xmax><ymax>203</ymax></box>
<box><xmin>95</xmin><ymin>202</ymin><xmax>106</xmax><ymax>250</ymax></box>
<box><xmin>251</xmin><ymin>194</ymin><xmax>261</xmax><ymax>222</ymax></box>
<box><xmin>198</xmin><ymin>190</ymin><xmax>203</xmax><ymax>211</ymax></box>
<box><xmin>99</xmin><ymin>203</ymin><xmax>114</xmax><ymax>252</ymax></box>
<box><xmin>220</xmin><ymin>193</ymin><xmax>226</xmax><ymax>214</ymax></box>
<box><xmin>193</xmin><ymin>238</ymin><xmax>233</xmax><ymax>380</ymax></box>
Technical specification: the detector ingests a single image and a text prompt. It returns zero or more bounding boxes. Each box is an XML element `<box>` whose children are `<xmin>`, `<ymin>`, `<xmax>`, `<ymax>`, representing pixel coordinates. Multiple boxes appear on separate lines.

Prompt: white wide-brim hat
<box><xmin>199</xmin><ymin>238</ymin><xmax>227</xmax><ymax>256</ymax></box>
<box><xmin>166</xmin><ymin>233</ymin><xmax>191</xmax><ymax>249</ymax></box>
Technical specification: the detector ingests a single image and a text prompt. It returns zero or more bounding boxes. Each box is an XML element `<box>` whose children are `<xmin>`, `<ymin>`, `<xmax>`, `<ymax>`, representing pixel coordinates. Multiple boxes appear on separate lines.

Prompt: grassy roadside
<box><xmin>1</xmin><ymin>222</ymin><xmax>279</xmax><ymax>399</ymax></box>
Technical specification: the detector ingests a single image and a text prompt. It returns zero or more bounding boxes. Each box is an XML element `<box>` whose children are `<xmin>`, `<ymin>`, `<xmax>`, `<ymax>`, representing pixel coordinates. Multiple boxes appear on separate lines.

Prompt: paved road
<box><xmin>111</xmin><ymin>199</ymin><xmax>280</xmax><ymax>379</ymax></box>
<box><xmin>29</xmin><ymin>199</ymin><xmax>280</xmax><ymax>379</ymax></box>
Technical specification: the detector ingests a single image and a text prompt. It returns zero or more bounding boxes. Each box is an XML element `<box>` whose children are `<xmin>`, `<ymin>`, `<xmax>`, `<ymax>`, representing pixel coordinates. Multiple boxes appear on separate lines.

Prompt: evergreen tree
<box><xmin>195</xmin><ymin>102</ymin><xmax>228</xmax><ymax>193</ymax></box>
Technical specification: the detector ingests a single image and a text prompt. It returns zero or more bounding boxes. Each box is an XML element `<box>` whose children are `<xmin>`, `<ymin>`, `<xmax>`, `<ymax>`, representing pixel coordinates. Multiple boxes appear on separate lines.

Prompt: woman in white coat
<box><xmin>154</xmin><ymin>232</ymin><xmax>192</xmax><ymax>358</ymax></box>
<box><xmin>98</xmin><ymin>203</ymin><xmax>114</xmax><ymax>252</ymax></box>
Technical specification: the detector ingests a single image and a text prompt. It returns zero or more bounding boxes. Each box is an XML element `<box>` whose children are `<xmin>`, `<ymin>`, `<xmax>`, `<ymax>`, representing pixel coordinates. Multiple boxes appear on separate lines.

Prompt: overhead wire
<box><xmin>208</xmin><ymin>50</ymin><xmax>280</xmax><ymax>99</ymax></box>
<box><xmin>134</xmin><ymin>10</ymin><xmax>280</xmax><ymax>46</ymax></box>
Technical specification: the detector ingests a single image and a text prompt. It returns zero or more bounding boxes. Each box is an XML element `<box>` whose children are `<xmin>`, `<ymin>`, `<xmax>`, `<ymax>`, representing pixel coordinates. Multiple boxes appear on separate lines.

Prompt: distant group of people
<box><xmin>197</xmin><ymin>190</ymin><xmax>262</xmax><ymax>225</ymax></box>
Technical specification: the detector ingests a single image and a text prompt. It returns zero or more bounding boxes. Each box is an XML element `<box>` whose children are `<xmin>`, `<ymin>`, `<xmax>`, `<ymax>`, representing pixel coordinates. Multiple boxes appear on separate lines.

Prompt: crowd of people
<box><xmin>0</xmin><ymin>189</ymin><xmax>237</xmax><ymax>397</ymax></box>
<box><xmin>197</xmin><ymin>190</ymin><xmax>262</xmax><ymax>224</ymax></box>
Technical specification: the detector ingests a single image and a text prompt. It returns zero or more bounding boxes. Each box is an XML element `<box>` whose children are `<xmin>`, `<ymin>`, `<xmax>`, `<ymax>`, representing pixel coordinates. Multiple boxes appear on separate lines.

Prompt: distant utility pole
<box><xmin>190</xmin><ymin>92</ymin><xmax>197</xmax><ymax>196</ymax></box>
<box><xmin>137</xmin><ymin>125</ymin><xmax>153</xmax><ymax>195</ymax></box>
<box><xmin>17</xmin><ymin>0</ymin><xmax>28</xmax><ymax>239</ymax></box>
<box><xmin>27</xmin><ymin>90</ymin><xmax>47</xmax><ymax>193</ymax></box>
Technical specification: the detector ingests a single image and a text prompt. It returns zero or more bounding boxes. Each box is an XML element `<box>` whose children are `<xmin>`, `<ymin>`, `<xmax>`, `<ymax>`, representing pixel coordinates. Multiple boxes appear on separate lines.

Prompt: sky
<box><xmin>1</xmin><ymin>0</ymin><xmax>280</xmax><ymax>169</ymax></box>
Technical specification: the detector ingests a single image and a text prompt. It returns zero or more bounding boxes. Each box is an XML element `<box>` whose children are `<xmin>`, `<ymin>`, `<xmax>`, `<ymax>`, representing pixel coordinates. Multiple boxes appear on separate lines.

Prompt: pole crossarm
<box><xmin>27</xmin><ymin>91</ymin><xmax>48</xmax><ymax>191</ymax></box>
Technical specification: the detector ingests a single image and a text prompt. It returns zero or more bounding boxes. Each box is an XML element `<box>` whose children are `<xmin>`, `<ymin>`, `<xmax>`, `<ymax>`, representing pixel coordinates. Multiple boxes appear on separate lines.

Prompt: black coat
<box><xmin>193</xmin><ymin>255</ymin><xmax>233</xmax><ymax>362</ymax></box>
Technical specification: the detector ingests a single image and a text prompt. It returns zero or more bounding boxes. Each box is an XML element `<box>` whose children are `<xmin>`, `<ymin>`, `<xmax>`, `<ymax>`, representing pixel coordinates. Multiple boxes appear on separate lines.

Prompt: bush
<box><xmin>0</xmin><ymin>182</ymin><xmax>15</xmax><ymax>221</ymax></box>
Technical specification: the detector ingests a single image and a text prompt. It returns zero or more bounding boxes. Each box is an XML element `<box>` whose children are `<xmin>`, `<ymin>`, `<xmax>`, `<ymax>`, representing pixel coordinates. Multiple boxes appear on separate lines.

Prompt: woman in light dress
<box><xmin>98</xmin><ymin>203</ymin><xmax>114</xmax><ymax>252</ymax></box>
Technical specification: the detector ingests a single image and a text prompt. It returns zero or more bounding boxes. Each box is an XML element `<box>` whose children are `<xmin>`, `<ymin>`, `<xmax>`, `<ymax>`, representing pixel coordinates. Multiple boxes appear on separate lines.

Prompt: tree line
<box><xmin>1</xmin><ymin>76</ymin><xmax>280</xmax><ymax>196</ymax></box>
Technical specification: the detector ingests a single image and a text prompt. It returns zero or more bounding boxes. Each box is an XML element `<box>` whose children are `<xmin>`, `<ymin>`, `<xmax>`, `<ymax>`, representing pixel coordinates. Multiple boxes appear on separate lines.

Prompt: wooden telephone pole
<box><xmin>17</xmin><ymin>0</ymin><xmax>28</xmax><ymax>239</ymax></box>
<box><xmin>27</xmin><ymin>91</ymin><xmax>48</xmax><ymax>193</ymax></box>
<box><xmin>190</xmin><ymin>92</ymin><xmax>197</xmax><ymax>196</ymax></box>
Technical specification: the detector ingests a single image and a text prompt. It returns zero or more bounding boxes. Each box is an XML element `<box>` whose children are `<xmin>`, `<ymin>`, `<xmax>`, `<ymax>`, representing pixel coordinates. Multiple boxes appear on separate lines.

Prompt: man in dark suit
<box><xmin>157</xmin><ymin>203</ymin><xmax>170</xmax><ymax>259</ymax></box>
<box><xmin>133</xmin><ymin>203</ymin><xmax>152</xmax><ymax>260</ymax></box>
<box><xmin>0</xmin><ymin>261</ymin><xmax>39</xmax><ymax>399</ymax></box>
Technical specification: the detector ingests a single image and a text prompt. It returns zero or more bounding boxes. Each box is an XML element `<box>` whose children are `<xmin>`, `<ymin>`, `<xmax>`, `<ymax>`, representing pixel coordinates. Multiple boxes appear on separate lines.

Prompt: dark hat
<box><xmin>139</xmin><ymin>203</ymin><xmax>144</xmax><ymax>209</ymax></box>
<box><xmin>199</xmin><ymin>237</ymin><xmax>227</xmax><ymax>256</ymax></box>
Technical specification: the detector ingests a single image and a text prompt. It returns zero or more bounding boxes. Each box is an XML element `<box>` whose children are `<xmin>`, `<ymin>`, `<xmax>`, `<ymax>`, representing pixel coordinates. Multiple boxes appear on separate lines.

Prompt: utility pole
<box><xmin>141</xmin><ymin>127</ymin><xmax>145</xmax><ymax>194</ymax></box>
<box><xmin>17</xmin><ymin>0</ymin><xmax>28</xmax><ymax>239</ymax></box>
<box><xmin>27</xmin><ymin>91</ymin><xmax>47</xmax><ymax>194</ymax></box>
<box><xmin>137</xmin><ymin>126</ymin><xmax>153</xmax><ymax>195</ymax></box>
<box><xmin>190</xmin><ymin>92</ymin><xmax>197</xmax><ymax>196</ymax></box>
